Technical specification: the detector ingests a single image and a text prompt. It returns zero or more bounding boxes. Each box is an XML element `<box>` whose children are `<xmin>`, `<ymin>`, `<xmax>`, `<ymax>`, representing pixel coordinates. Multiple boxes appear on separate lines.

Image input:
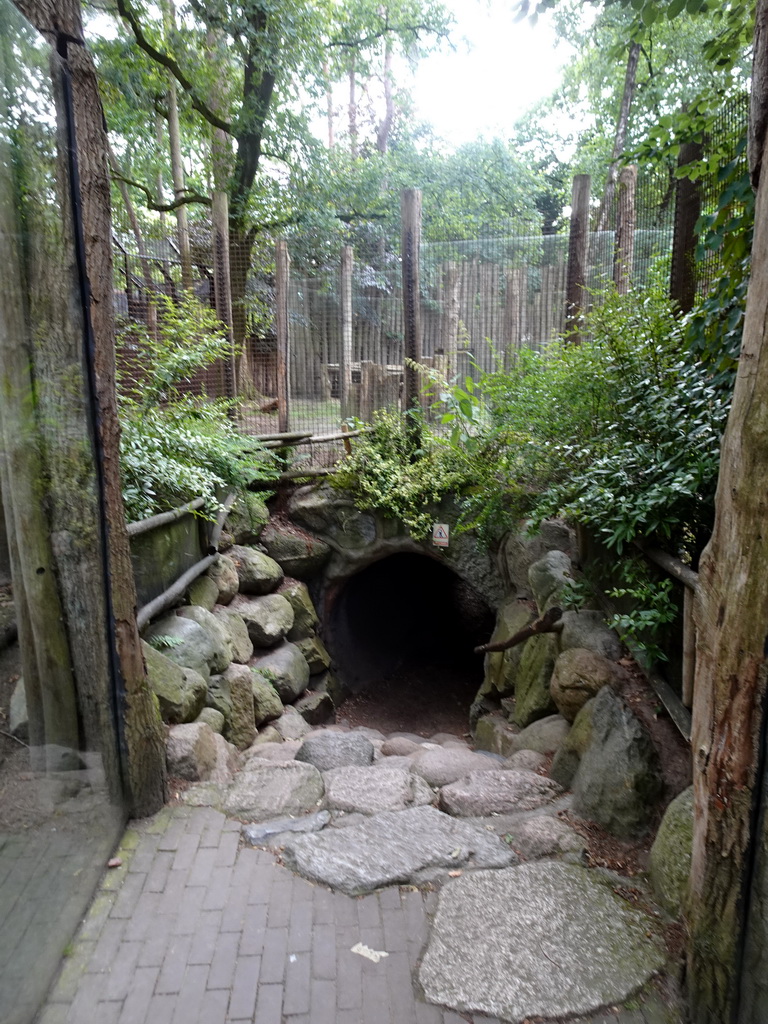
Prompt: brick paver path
<box><xmin>37</xmin><ymin>805</ymin><xmax>682</xmax><ymax>1024</ymax></box>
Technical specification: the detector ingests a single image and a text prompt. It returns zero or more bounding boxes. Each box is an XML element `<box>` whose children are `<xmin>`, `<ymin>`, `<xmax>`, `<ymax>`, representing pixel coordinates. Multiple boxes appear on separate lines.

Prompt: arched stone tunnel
<box><xmin>323</xmin><ymin>552</ymin><xmax>495</xmax><ymax>735</ymax></box>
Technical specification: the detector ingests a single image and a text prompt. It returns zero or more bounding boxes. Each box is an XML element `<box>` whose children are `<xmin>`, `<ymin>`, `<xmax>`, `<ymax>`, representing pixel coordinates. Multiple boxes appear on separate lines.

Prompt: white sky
<box><xmin>410</xmin><ymin>0</ymin><xmax>575</xmax><ymax>148</ymax></box>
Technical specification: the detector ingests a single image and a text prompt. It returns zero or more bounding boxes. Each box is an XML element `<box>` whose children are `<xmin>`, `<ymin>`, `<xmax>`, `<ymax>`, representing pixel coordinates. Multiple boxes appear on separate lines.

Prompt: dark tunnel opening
<box><xmin>325</xmin><ymin>553</ymin><xmax>495</xmax><ymax>736</ymax></box>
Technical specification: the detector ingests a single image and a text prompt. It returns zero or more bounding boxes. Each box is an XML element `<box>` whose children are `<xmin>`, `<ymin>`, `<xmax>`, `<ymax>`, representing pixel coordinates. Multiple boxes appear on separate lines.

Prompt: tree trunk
<box><xmin>376</xmin><ymin>40</ymin><xmax>394</xmax><ymax>155</ymax></box>
<box><xmin>12</xmin><ymin>0</ymin><xmax>168</xmax><ymax>816</ymax></box>
<box><xmin>687</xmin><ymin>6</ymin><xmax>768</xmax><ymax>1018</ymax></box>
<box><xmin>167</xmin><ymin>77</ymin><xmax>193</xmax><ymax>291</ymax></box>
<box><xmin>595</xmin><ymin>41</ymin><xmax>640</xmax><ymax>233</ymax></box>
<box><xmin>348</xmin><ymin>61</ymin><xmax>358</xmax><ymax>157</ymax></box>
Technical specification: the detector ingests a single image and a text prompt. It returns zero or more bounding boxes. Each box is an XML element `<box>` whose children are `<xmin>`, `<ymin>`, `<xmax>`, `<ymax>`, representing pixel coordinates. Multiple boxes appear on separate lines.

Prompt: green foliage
<box><xmin>118</xmin><ymin>294</ymin><xmax>277</xmax><ymax>522</ymax></box>
<box><xmin>147</xmin><ymin>633</ymin><xmax>185</xmax><ymax>651</ymax></box>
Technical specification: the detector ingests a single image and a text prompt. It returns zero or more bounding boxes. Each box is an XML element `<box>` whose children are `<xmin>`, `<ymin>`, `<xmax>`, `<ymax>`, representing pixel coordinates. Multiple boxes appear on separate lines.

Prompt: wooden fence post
<box><xmin>401</xmin><ymin>188</ymin><xmax>423</xmax><ymax>426</ymax></box>
<box><xmin>670</xmin><ymin>141</ymin><xmax>703</xmax><ymax>312</ymax></box>
<box><xmin>340</xmin><ymin>244</ymin><xmax>354</xmax><ymax>420</ymax></box>
<box><xmin>566</xmin><ymin>174</ymin><xmax>591</xmax><ymax>342</ymax></box>
<box><xmin>275</xmin><ymin>239</ymin><xmax>290</xmax><ymax>433</ymax></box>
<box><xmin>211</xmin><ymin>192</ymin><xmax>237</xmax><ymax>403</ymax></box>
<box><xmin>613</xmin><ymin>165</ymin><xmax>637</xmax><ymax>294</ymax></box>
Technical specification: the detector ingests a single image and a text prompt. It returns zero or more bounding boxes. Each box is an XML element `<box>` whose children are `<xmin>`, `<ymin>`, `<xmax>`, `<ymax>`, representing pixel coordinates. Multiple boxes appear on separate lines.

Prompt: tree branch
<box><xmin>114</xmin><ymin>0</ymin><xmax>234</xmax><ymax>135</ymax></box>
<box><xmin>474</xmin><ymin>606</ymin><xmax>564</xmax><ymax>654</ymax></box>
<box><xmin>110</xmin><ymin>169</ymin><xmax>211</xmax><ymax>211</ymax></box>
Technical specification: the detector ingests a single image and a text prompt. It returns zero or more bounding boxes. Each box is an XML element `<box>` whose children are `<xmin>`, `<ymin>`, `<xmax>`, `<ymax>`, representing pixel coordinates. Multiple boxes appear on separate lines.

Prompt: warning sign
<box><xmin>432</xmin><ymin>523</ymin><xmax>450</xmax><ymax>548</ymax></box>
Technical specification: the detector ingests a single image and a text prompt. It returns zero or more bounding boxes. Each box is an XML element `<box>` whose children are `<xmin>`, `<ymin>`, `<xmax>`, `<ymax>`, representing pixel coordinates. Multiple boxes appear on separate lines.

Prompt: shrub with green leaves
<box><xmin>118</xmin><ymin>293</ymin><xmax>277</xmax><ymax>522</ymax></box>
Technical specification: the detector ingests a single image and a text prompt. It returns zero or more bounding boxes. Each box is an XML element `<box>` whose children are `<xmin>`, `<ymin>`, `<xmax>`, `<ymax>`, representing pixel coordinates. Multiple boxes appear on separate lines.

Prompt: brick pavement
<box><xmin>37</xmin><ymin>805</ymin><xmax>683</xmax><ymax>1024</ymax></box>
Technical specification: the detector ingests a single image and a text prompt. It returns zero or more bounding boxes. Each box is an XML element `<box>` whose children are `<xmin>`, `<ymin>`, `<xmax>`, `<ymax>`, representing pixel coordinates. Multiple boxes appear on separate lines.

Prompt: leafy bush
<box><xmin>118</xmin><ymin>294</ymin><xmax>277</xmax><ymax>522</ymax></box>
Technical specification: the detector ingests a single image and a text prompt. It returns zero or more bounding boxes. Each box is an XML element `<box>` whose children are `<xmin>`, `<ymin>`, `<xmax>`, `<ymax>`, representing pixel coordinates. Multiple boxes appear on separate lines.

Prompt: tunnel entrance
<box><xmin>325</xmin><ymin>552</ymin><xmax>495</xmax><ymax>737</ymax></box>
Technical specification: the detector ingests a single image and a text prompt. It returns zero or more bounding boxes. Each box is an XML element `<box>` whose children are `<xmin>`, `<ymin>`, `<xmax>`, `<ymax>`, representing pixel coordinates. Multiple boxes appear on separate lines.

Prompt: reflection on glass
<box><xmin>0</xmin><ymin>3</ymin><xmax>126</xmax><ymax>1021</ymax></box>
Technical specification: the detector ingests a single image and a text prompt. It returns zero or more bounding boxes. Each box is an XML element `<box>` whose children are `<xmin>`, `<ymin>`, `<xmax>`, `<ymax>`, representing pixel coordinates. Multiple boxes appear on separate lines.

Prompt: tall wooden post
<box><xmin>275</xmin><ymin>239</ymin><xmax>291</xmax><ymax>433</ymax></box>
<box><xmin>566</xmin><ymin>174</ymin><xmax>591</xmax><ymax>343</ymax></box>
<box><xmin>670</xmin><ymin>141</ymin><xmax>703</xmax><ymax>313</ymax></box>
<box><xmin>340</xmin><ymin>244</ymin><xmax>354</xmax><ymax>421</ymax></box>
<box><xmin>401</xmin><ymin>188</ymin><xmax>423</xmax><ymax>431</ymax></box>
<box><xmin>613</xmin><ymin>165</ymin><xmax>637</xmax><ymax>294</ymax></box>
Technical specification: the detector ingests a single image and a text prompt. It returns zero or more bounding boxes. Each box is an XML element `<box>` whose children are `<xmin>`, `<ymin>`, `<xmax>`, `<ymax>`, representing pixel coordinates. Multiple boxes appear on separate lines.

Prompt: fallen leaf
<box><xmin>350</xmin><ymin>942</ymin><xmax>389</xmax><ymax>964</ymax></box>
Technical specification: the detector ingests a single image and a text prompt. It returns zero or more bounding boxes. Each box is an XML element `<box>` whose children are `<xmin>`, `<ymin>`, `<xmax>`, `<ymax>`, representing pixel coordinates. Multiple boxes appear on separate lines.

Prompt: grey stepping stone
<box><xmin>419</xmin><ymin>862</ymin><xmax>665</xmax><ymax>1023</ymax></box>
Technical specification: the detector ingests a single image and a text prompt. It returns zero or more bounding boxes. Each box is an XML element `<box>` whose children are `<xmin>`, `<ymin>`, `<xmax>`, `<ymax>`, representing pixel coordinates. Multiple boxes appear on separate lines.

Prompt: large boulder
<box><xmin>176</xmin><ymin>605</ymin><xmax>231</xmax><ymax>672</ymax></box>
<box><xmin>211</xmin><ymin>606</ymin><xmax>253</xmax><ymax>664</ymax></box>
<box><xmin>293</xmin><ymin>690</ymin><xmax>335</xmax><ymax>726</ymax></box>
<box><xmin>250</xmin><ymin>673</ymin><xmax>284</xmax><ymax>726</ymax></box>
<box><xmin>409</xmin><ymin>747</ymin><xmax>499</xmax><ymax>788</ymax></box>
<box><xmin>259</xmin><ymin>522</ymin><xmax>331</xmax><ymax>579</ymax></box>
<box><xmin>558</xmin><ymin>610</ymin><xmax>623</xmax><ymax>661</ymax></box>
<box><xmin>214</xmin><ymin>663</ymin><xmax>256</xmax><ymax>750</ymax></box>
<box><xmin>419</xmin><ymin>863</ymin><xmax>665</xmax><ymax>1023</ymax></box>
<box><xmin>528</xmin><ymin>550</ymin><xmax>574</xmax><ymax>612</ymax></box>
<box><xmin>287</xmin><ymin>484</ymin><xmax>377</xmax><ymax>549</ymax></box>
<box><xmin>323</xmin><ymin>766</ymin><xmax>434</xmax><ymax>815</ymax></box>
<box><xmin>142</xmin><ymin>615</ymin><xmax>222</xmax><ymax>681</ymax></box>
<box><xmin>506</xmin><ymin>714</ymin><xmax>571</xmax><ymax>757</ymax></box>
<box><xmin>281</xmin><ymin>581</ymin><xmax>320</xmax><ymax>641</ymax></box>
<box><xmin>439</xmin><ymin>770</ymin><xmax>561</xmax><ymax>817</ymax></box>
<box><xmin>206</xmin><ymin>555</ymin><xmax>240</xmax><ymax>605</ymax></box>
<box><xmin>166</xmin><ymin>722</ymin><xmax>219</xmax><ymax>781</ymax></box>
<box><xmin>186</xmin><ymin>575</ymin><xmax>219</xmax><ymax>612</ymax></box>
<box><xmin>222</xmin><ymin>760</ymin><xmax>325</xmax><ymax>820</ymax></box>
<box><xmin>273</xmin><ymin>706</ymin><xmax>313</xmax><ymax>741</ymax></box>
<box><xmin>512</xmin><ymin>633</ymin><xmax>558</xmax><ymax>728</ymax></box>
<box><xmin>650</xmin><ymin>786</ymin><xmax>694</xmax><ymax>917</ymax></box>
<box><xmin>473</xmin><ymin>714</ymin><xmax>520</xmax><ymax>757</ymax></box>
<box><xmin>502</xmin><ymin>816</ymin><xmax>586</xmax><ymax>861</ymax></box>
<box><xmin>142</xmin><ymin>640</ymin><xmax>207</xmax><ymax>724</ymax></box>
<box><xmin>225</xmin><ymin>493</ymin><xmax>269</xmax><ymax>545</ymax></box>
<box><xmin>476</xmin><ymin>598</ymin><xmax>533</xmax><ymax>702</ymax></box>
<box><xmin>550</xmin><ymin>647</ymin><xmax>618</xmax><ymax>722</ymax></box>
<box><xmin>250</xmin><ymin>642</ymin><xmax>310</xmax><ymax>703</ymax></box>
<box><xmin>571</xmin><ymin>686</ymin><xmax>662</xmax><ymax>837</ymax></box>
<box><xmin>229</xmin><ymin>545</ymin><xmax>283</xmax><ymax>595</ymax></box>
<box><xmin>550</xmin><ymin>699</ymin><xmax>596</xmax><ymax>789</ymax></box>
<box><xmin>293</xmin><ymin>635</ymin><xmax>331</xmax><ymax>675</ymax></box>
<box><xmin>230</xmin><ymin>593</ymin><xmax>294</xmax><ymax>648</ymax></box>
<box><xmin>295</xmin><ymin>731</ymin><xmax>374</xmax><ymax>771</ymax></box>
<box><xmin>499</xmin><ymin>520</ymin><xmax>575</xmax><ymax>597</ymax></box>
<box><xmin>281</xmin><ymin>805</ymin><xmax>516</xmax><ymax>895</ymax></box>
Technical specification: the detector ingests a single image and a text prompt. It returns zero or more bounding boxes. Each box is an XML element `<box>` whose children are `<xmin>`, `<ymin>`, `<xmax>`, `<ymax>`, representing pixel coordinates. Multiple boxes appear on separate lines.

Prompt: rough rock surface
<box><xmin>502</xmin><ymin>815</ymin><xmax>586</xmax><ymax>860</ymax></box>
<box><xmin>217</xmin><ymin>663</ymin><xmax>256</xmax><ymax>750</ymax></box>
<box><xmin>166</xmin><ymin>722</ymin><xmax>219</xmax><ymax>781</ymax></box>
<box><xmin>143</xmin><ymin>615</ymin><xmax>219</xmax><ymax>680</ymax></box>
<box><xmin>281</xmin><ymin>805</ymin><xmax>516</xmax><ymax>895</ymax></box>
<box><xmin>281</xmin><ymin>581</ymin><xmax>320</xmax><ymax>641</ymax></box>
<box><xmin>251</xmin><ymin>674</ymin><xmax>284</xmax><ymax>726</ymax></box>
<box><xmin>245</xmin><ymin>740</ymin><xmax>301</xmax><ymax>763</ymax></box>
<box><xmin>231</xmin><ymin>593</ymin><xmax>294</xmax><ymax>648</ymax></box>
<box><xmin>222</xmin><ymin>760</ymin><xmax>325</xmax><ymax>820</ymax></box>
<box><xmin>477</xmin><ymin>598</ymin><xmax>532</xmax><ymax>700</ymax></box>
<box><xmin>473</xmin><ymin>714</ymin><xmax>520</xmax><ymax>757</ymax></box>
<box><xmin>225</xmin><ymin>494</ymin><xmax>269</xmax><ymax>545</ymax></box>
<box><xmin>419</xmin><ymin>863</ymin><xmax>665</xmax><ymax>1023</ymax></box>
<box><xmin>512</xmin><ymin>633</ymin><xmax>558</xmax><ymax>728</ymax></box>
<box><xmin>211</xmin><ymin>607</ymin><xmax>253</xmax><ymax>664</ymax></box>
<box><xmin>550</xmin><ymin>699</ymin><xmax>595</xmax><ymax>789</ymax></box>
<box><xmin>381</xmin><ymin>736</ymin><xmax>423</xmax><ymax>757</ymax></box>
<box><xmin>142</xmin><ymin>640</ymin><xmax>207</xmax><ymax>724</ymax></box>
<box><xmin>409</xmin><ymin>746</ymin><xmax>499</xmax><ymax>788</ymax></box>
<box><xmin>176</xmin><ymin>606</ymin><xmax>232</xmax><ymax>672</ymax></box>
<box><xmin>273</xmin><ymin>707</ymin><xmax>313</xmax><ymax>741</ymax></box>
<box><xmin>323</xmin><ymin>766</ymin><xmax>434</xmax><ymax>815</ymax></box>
<box><xmin>650</xmin><ymin>786</ymin><xmax>694</xmax><ymax>917</ymax></box>
<box><xmin>500</xmin><ymin>520</ymin><xmax>575</xmax><ymax>597</ymax></box>
<box><xmin>186</xmin><ymin>575</ymin><xmax>218</xmax><ymax>611</ymax></box>
<box><xmin>558</xmin><ymin>610</ymin><xmax>623</xmax><ymax>660</ymax></box>
<box><xmin>241</xmin><ymin>810</ymin><xmax>331</xmax><ymax>846</ymax></box>
<box><xmin>504</xmin><ymin>750</ymin><xmax>548</xmax><ymax>773</ymax></box>
<box><xmin>259</xmin><ymin>522</ymin><xmax>331</xmax><ymax>579</ymax></box>
<box><xmin>250</xmin><ymin>642</ymin><xmax>310</xmax><ymax>703</ymax></box>
<box><xmin>439</xmin><ymin>770</ymin><xmax>561</xmax><ymax>817</ymax></box>
<box><xmin>550</xmin><ymin>647</ymin><xmax>618</xmax><ymax>722</ymax></box>
<box><xmin>293</xmin><ymin>690</ymin><xmax>335</xmax><ymax>726</ymax></box>
<box><xmin>293</xmin><ymin>635</ymin><xmax>332</xmax><ymax>674</ymax></box>
<box><xmin>206</xmin><ymin>554</ymin><xmax>240</xmax><ymax>605</ymax></box>
<box><xmin>572</xmin><ymin>686</ymin><xmax>662</xmax><ymax>837</ymax></box>
<box><xmin>295</xmin><ymin>731</ymin><xmax>375</xmax><ymax>771</ymax></box>
<box><xmin>506</xmin><ymin>714</ymin><xmax>571</xmax><ymax>757</ymax></box>
<box><xmin>195</xmin><ymin>707</ymin><xmax>225</xmax><ymax>733</ymax></box>
<box><xmin>229</xmin><ymin>545</ymin><xmax>283</xmax><ymax>595</ymax></box>
<box><xmin>528</xmin><ymin>550</ymin><xmax>575</xmax><ymax>611</ymax></box>
<box><xmin>208</xmin><ymin>733</ymin><xmax>241</xmax><ymax>783</ymax></box>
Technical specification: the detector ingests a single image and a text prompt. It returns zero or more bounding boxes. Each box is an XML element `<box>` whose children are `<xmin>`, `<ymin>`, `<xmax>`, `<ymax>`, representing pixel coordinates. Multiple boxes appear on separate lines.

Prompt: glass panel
<box><xmin>0</xmin><ymin>5</ymin><xmax>126</xmax><ymax>1022</ymax></box>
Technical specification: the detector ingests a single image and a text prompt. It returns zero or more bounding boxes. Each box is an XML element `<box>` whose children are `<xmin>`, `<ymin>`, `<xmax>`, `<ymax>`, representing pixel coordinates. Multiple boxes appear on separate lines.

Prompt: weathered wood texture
<box><xmin>688</xmin><ymin>14</ymin><xmax>768</xmax><ymax>1013</ymax></box>
<box><xmin>565</xmin><ymin>174</ymin><xmax>591</xmax><ymax>342</ymax></box>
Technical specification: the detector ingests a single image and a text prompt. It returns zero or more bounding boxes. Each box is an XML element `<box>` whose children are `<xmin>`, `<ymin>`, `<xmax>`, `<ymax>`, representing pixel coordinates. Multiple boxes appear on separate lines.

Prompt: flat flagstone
<box><xmin>419</xmin><ymin>861</ymin><xmax>666</xmax><ymax>1024</ymax></box>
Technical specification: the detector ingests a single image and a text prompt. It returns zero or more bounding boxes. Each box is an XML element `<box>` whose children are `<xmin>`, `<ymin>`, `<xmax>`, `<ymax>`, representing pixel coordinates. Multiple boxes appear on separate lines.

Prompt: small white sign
<box><xmin>433</xmin><ymin>523</ymin><xmax>450</xmax><ymax>548</ymax></box>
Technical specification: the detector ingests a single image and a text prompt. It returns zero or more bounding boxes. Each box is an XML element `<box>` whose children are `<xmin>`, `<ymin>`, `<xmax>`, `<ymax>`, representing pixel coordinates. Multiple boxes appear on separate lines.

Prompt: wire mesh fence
<box><xmin>111</xmin><ymin>93</ymin><xmax>748</xmax><ymax>467</ymax></box>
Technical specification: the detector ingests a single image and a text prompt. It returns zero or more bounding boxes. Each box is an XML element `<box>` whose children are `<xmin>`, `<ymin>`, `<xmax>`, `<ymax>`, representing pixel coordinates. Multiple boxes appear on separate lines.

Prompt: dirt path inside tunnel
<box><xmin>336</xmin><ymin>657</ymin><xmax>480</xmax><ymax>738</ymax></box>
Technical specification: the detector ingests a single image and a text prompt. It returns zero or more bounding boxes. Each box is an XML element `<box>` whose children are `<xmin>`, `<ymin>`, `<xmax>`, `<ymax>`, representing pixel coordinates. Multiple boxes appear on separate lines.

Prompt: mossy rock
<box><xmin>478</xmin><ymin>598</ymin><xmax>532</xmax><ymax>701</ymax></box>
<box><xmin>226</xmin><ymin>493</ymin><xmax>269</xmax><ymax>544</ymax></box>
<box><xmin>550</xmin><ymin>698</ymin><xmax>595</xmax><ymax>789</ymax></box>
<box><xmin>650</xmin><ymin>786</ymin><xmax>693</xmax><ymax>918</ymax></box>
<box><xmin>513</xmin><ymin>633</ymin><xmax>558</xmax><ymax>728</ymax></box>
